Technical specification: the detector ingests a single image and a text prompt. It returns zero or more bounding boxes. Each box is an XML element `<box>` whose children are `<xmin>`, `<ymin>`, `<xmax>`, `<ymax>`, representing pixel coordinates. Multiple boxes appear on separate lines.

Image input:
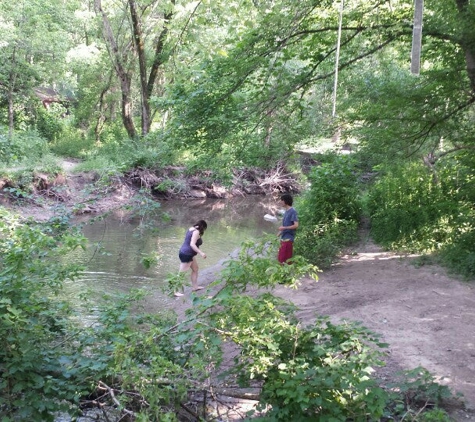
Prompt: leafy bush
<box><xmin>0</xmin><ymin>129</ymin><xmax>49</xmax><ymax>165</ymax></box>
<box><xmin>49</xmin><ymin>125</ymin><xmax>94</xmax><ymax>158</ymax></box>
<box><xmin>439</xmin><ymin>218</ymin><xmax>475</xmax><ymax>278</ymax></box>
<box><xmin>385</xmin><ymin>367</ymin><xmax>453</xmax><ymax>421</ymax></box>
<box><xmin>0</xmin><ymin>129</ymin><xmax>21</xmax><ymax>163</ymax></box>
<box><xmin>78</xmin><ymin>133</ymin><xmax>178</xmax><ymax>173</ymax></box>
<box><xmin>295</xmin><ymin>155</ymin><xmax>361</xmax><ymax>267</ymax></box>
<box><xmin>297</xmin><ymin>218</ymin><xmax>359</xmax><ymax>268</ymax></box>
<box><xmin>0</xmin><ymin>209</ymin><xmax>88</xmax><ymax>420</ymax></box>
<box><xmin>367</xmin><ymin>158</ymin><xmax>475</xmax><ymax>277</ymax></box>
<box><xmin>36</xmin><ymin>104</ymin><xmax>67</xmax><ymax>141</ymax></box>
<box><xmin>368</xmin><ymin>162</ymin><xmax>445</xmax><ymax>251</ymax></box>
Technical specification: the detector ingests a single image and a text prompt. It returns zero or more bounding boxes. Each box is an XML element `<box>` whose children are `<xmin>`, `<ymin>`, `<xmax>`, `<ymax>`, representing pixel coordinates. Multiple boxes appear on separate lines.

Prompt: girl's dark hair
<box><xmin>194</xmin><ymin>220</ymin><xmax>208</xmax><ymax>235</ymax></box>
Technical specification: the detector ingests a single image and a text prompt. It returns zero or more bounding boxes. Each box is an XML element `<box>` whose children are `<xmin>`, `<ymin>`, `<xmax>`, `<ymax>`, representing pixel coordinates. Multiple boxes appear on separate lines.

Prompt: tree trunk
<box><xmin>120</xmin><ymin>77</ymin><xmax>136</xmax><ymax>139</ymax></box>
<box><xmin>95</xmin><ymin>72</ymin><xmax>113</xmax><ymax>143</ymax></box>
<box><xmin>129</xmin><ymin>0</ymin><xmax>150</xmax><ymax>136</ymax></box>
<box><xmin>454</xmin><ymin>0</ymin><xmax>475</xmax><ymax>92</ymax></box>
<box><xmin>8</xmin><ymin>85</ymin><xmax>14</xmax><ymax>141</ymax></box>
<box><xmin>129</xmin><ymin>0</ymin><xmax>175</xmax><ymax>136</ymax></box>
<box><xmin>411</xmin><ymin>0</ymin><xmax>424</xmax><ymax>75</ymax></box>
<box><xmin>94</xmin><ymin>0</ymin><xmax>137</xmax><ymax>139</ymax></box>
<box><xmin>7</xmin><ymin>48</ymin><xmax>17</xmax><ymax>140</ymax></box>
<box><xmin>147</xmin><ymin>1</ymin><xmax>174</xmax><ymax>100</ymax></box>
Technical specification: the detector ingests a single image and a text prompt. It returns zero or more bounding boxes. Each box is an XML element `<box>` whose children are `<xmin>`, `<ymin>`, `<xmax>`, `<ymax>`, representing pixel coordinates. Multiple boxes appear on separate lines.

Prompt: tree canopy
<box><xmin>0</xmin><ymin>0</ymin><xmax>473</xmax><ymax>166</ymax></box>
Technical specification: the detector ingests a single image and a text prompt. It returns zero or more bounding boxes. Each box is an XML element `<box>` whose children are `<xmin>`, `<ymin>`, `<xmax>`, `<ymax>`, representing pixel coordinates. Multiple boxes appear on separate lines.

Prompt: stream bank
<box><xmin>0</xmin><ymin>160</ymin><xmax>302</xmax><ymax>221</ymax></box>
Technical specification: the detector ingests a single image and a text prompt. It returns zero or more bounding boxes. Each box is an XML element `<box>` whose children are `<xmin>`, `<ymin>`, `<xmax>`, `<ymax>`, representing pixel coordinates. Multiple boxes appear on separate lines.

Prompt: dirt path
<box><xmin>269</xmin><ymin>237</ymin><xmax>475</xmax><ymax>420</ymax></box>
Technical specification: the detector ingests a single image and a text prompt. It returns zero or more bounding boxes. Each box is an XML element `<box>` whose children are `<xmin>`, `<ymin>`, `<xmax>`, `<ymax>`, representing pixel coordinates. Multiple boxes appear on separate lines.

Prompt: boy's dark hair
<box><xmin>280</xmin><ymin>193</ymin><xmax>293</xmax><ymax>206</ymax></box>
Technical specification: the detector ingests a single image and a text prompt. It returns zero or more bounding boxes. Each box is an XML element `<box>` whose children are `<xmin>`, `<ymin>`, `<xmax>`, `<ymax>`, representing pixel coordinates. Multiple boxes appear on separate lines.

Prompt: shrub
<box><xmin>0</xmin><ymin>128</ymin><xmax>21</xmax><ymax>163</ymax></box>
<box><xmin>368</xmin><ymin>162</ymin><xmax>447</xmax><ymax>251</ymax></box>
<box><xmin>367</xmin><ymin>158</ymin><xmax>475</xmax><ymax>277</ymax></box>
<box><xmin>0</xmin><ymin>129</ymin><xmax>49</xmax><ymax>165</ymax></box>
<box><xmin>49</xmin><ymin>126</ymin><xmax>94</xmax><ymax>158</ymax></box>
<box><xmin>295</xmin><ymin>155</ymin><xmax>361</xmax><ymax>267</ymax></box>
<box><xmin>385</xmin><ymin>367</ymin><xmax>453</xmax><ymax>421</ymax></box>
<box><xmin>36</xmin><ymin>104</ymin><xmax>67</xmax><ymax>141</ymax></box>
<box><xmin>0</xmin><ymin>210</ymin><xmax>88</xmax><ymax>420</ymax></box>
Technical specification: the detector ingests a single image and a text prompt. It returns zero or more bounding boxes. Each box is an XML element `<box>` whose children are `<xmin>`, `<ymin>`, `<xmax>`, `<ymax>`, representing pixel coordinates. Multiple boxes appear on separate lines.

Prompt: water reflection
<box><xmin>63</xmin><ymin>196</ymin><xmax>282</xmax><ymax>308</ymax></box>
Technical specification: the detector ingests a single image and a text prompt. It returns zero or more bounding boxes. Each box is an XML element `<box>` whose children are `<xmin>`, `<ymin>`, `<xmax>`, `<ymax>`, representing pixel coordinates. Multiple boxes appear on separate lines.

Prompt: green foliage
<box><xmin>0</xmin><ymin>209</ymin><xmax>88</xmax><ymax>420</ymax></box>
<box><xmin>385</xmin><ymin>367</ymin><xmax>453</xmax><ymax>421</ymax></box>
<box><xmin>76</xmin><ymin>133</ymin><xmax>178</xmax><ymax>174</ymax></box>
<box><xmin>0</xmin><ymin>128</ymin><xmax>21</xmax><ymax>163</ymax></box>
<box><xmin>183</xmin><ymin>151</ymin><xmax>236</xmax><ymax>185</ymax></box>
<box><xmin>298</xmin><ymin>218</ymin><xmax>359</xmax><ymax>268</ymax></box>
<box><xmin>36</xmin><ymin>104</ymin><xmax>67</xmax><ymax>141</ymax></box>
<box><xmin>254</xmin><ymin>318</ymin><xmax>389</xmax><ymax>421</ymax></box>
<box><xmin>392</xmin><ymin>367</ymin><xmax>452</xmax><ymax>406</ymax></box>
<box><xmin>368</xmin><ymin>162</ymin><xmax>444</xmax><ymax>250</ymax></box>
<box><xmin>367</xmin><ymin>158</ymin><xmax>475</xmax><ymax>277</ymax></box>
<box><xmin>440</xmin><ymin>226</ymin><xmax>475</xmax><ymax>279</ymax></box>
<box><xmin>217</xmin><ymin>235</ymin><xmax>320</xmax><ymax>292</ymax></box>
<box><xmin>140</xmin><ymin>253</ymin><xmax>158</xmax><ymax>269</ymax></box>
<box><xmin>75</xmin><ymin>289</ymin><xmax>191</xmax><ymax>420</ymax></box>
<box><xmin>296</xmin><ymin>155</ymin><xmax>361</xmax><ymax>267</ymax></box>
<box><xmin>0</xmin><ymin>128</ymin><xmax>49</xmax><ymax>165</ymax></box>
<box><xmin>0</xmin><ymin>153</ymin><xmax>63</xmax><ymax>201</ymax></box>
<box><xmin>49</xmin><ymin>125</ymin><xmax>94</xmax><ymax>158</ymax></box>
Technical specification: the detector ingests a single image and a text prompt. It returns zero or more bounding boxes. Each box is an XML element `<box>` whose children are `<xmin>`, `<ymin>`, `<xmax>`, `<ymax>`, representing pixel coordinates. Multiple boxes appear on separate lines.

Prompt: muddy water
<box><xmin>63</xmin><ymin>196</ymin><xmax>282</xmax><ymax>308</ymax></box>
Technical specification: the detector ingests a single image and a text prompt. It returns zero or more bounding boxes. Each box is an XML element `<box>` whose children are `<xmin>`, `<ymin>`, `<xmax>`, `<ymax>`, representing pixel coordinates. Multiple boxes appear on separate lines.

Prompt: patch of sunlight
<box><xmin>342</xmin><ymin>252</ymin><xmax>421</xmax><ymax>262</ymax></box>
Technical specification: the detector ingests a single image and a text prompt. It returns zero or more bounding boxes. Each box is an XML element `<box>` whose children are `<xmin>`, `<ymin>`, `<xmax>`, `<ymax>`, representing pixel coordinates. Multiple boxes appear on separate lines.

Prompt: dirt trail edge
<box><xmin>272</xmin><ymin>236</ymin><xmax>475</xmax><ymax>420</ymax></box>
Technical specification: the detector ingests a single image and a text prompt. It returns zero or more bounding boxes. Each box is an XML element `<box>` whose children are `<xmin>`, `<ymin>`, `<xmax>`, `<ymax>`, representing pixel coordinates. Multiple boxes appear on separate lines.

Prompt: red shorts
<box><xmin>278</xmin><ymin>240</ymin><xmax>293</xmax><ymax>264</ymax></box>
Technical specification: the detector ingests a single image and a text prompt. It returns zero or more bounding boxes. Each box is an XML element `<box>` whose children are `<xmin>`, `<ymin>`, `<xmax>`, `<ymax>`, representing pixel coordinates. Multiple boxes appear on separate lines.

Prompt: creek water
<box><xmin>62</xmin><ymin>196</ymin><xmax>282</xmax><ymax>310</ymax></box>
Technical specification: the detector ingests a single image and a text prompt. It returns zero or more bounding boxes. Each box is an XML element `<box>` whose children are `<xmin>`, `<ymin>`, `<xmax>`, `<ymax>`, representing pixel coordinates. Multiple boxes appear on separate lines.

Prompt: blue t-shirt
<box><xmin>281</xmin><ymin>207</ymin><xmax>298</xmax><ymax>241</ymax></box>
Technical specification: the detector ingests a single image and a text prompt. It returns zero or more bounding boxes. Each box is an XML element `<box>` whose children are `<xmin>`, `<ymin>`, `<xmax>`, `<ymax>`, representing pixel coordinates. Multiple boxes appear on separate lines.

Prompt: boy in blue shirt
<box><xmin>277</xmin><ymin>193</ymin><xmax>299</xmax><ymax>263</ymax></box>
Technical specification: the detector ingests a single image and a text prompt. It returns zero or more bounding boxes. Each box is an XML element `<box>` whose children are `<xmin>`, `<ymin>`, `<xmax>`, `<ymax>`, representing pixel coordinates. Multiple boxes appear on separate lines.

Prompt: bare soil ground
<box><xmin>273</xmin><ymin>239</ymin><xmax>475</xmax><ymax>420</ymax></box>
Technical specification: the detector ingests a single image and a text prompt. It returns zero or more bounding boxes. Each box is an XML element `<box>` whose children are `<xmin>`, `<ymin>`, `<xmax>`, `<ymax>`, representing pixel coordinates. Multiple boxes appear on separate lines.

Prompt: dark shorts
<box><xmin>179</xmin><ymin>252</ymin><xmax>194</xmax><ymax>263</ymax></box>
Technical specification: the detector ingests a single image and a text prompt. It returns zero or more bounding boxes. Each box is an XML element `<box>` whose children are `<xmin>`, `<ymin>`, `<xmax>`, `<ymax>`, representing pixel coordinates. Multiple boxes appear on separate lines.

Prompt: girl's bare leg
<box><xmin>190</xmin><ymin>259</ymin><xmax>204</xmax><ymax>291</ymax></box>
<box><xmin>175</xmin><ymin>262</ymin><xmax>192</xmax><ymax>296</ymax></box>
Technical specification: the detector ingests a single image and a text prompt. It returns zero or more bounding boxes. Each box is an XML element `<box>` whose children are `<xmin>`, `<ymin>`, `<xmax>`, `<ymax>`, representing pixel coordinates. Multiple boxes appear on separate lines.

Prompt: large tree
<box><xmin>93</xmin><ymin>0</ymin><xmax>175</xmax><ymax>139</ymax></box>
<box><xmin>162</xmin><ymin>0</ymin><xmax>475</xmax><ymax>166</ymax></box>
